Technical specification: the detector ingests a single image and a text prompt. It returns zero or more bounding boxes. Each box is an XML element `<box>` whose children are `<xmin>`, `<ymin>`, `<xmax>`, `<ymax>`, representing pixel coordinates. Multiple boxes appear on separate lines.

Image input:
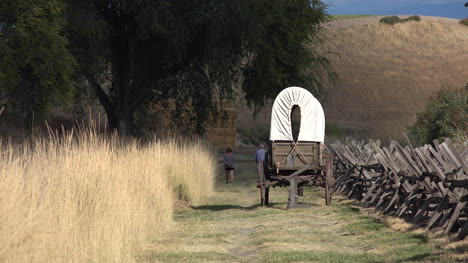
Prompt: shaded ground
<box><xmin>138</xmin><ymin>150</ymin><xmax>464</xmax><ymax>262</ymax></box>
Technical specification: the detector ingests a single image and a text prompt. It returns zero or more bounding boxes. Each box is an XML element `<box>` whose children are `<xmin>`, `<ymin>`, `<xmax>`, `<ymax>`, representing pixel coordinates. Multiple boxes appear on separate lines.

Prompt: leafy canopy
<box><xmin>409</xmin><ymin>84</ymin><xmax>468</xmax><ymax>145</ymax></box>
<box><xmin>0</xmin><ymin>0</ymin><xmax>76</xmax><ymax>124</ymax></box>
<box><xmin>0</xmin><ymin>0</ymin><xmax>334</xmax><ymax>134</ymax></box>
<box><xmin>66</xmin><ymin>0</ymin><xmax>334</xmax><ymax>135</ymax></box>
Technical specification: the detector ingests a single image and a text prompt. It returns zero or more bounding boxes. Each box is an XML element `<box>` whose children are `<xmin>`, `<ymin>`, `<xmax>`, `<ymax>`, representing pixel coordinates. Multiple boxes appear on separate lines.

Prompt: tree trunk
<box><xmin>109</xmin><ymin>6</ymin><xmax>134</xmax><ymax>137</ymax></box>
<box><xmin>110</xmin><ymin>41</ymin><xmax>134</xmax><ymax>136</ymax></box>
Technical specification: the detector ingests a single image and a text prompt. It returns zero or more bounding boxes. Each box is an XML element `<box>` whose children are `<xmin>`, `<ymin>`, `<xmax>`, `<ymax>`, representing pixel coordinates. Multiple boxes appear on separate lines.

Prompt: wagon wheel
<box><xmin>325</xmin><ymin>174</ymin><xmax>332</xmax><ymax>206</ymax></box>
<box><xmin>260</xmin><ymin>173</ymin><xmax>265</xmax><ymax>205</ymax></box>
<box><xmin>264</xmin><ymin>186</ymin><xmax>270</xmax><ymax>206</ymax></box>
<box><xmin>324</xmin><ymin>152</ymin><xmax>335</xmax><ymax>206</ymax></box>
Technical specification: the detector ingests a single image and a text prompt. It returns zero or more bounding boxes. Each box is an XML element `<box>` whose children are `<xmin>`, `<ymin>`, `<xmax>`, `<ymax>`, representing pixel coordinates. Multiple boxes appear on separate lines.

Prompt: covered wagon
<box><xmin>258</xmin><ymin>87</ymin><xmax>334</xmax><ymax>207</ymax></box>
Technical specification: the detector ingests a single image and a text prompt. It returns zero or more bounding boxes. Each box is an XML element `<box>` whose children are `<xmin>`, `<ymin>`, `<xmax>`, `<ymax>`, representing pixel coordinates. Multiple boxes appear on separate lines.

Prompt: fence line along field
<box><xmin>331</xmin><ymin>138</ymin><xmax>468</xmax><ymax>239</ymax></box>
<box><xmin>0</xmin><ymin>128</ymin><xmax>215</xmax><ymax>262</ymax></box>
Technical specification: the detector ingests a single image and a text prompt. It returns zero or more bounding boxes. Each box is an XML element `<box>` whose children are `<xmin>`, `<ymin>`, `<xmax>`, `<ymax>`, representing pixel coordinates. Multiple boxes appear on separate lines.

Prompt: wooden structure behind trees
<box><xmin>205</xmin><ymin>102</ymin><xmax>237</xmax><ymax>149</ymax></box>
<box><xmin>143</xmin><ymin>100</ymin><xmax>236</xmax><ymax>149</ymax></box>
<box><xmin>331</xmin><ymin>138</ymin><xmax>468</xmax><ymax>239</ymax></box>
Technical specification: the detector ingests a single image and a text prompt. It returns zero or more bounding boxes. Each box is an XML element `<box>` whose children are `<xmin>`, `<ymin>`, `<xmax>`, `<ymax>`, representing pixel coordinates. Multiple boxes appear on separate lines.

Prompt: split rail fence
<box><xmin>330</xmin><ymin>138</ymin><xmax>468</xmax><ymax>239</ymax></box>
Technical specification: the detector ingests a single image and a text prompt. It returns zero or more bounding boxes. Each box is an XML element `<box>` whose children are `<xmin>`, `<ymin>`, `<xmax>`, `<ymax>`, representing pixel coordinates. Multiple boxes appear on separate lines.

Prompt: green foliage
<box><xmin>346</xmin><ymin>216</ymin><xmax>383</xmax><ymax>235</ymax></box>
<box><xmin>379</xmin><ymin>16</ymin><xmax>402</xmax><ymax>25</ymax></box>
<box><xmin>0</xmin><ymin>0</ymin><xmax>334</xmax><ymax>135</ymax></box>
<box><xmin>239</xmin><ymin>126</ymin><xmax>269</xmax><ymax>146</ymax></box>
<box><xmin>407</xmin><ymin>15</ymin><xmax>421</xmax><ymax>22</ymax></box>
<box><xmin>0</xmin><ymin>0</ymin><xmax>76</xmax><ymax>125</ymax></box>
<box><xmin>66</xmin><ymin>0</ymin><xmax>335</xmax><ymax>135</ymax></box>
<box><xmin>460</xmin><ymin>18</ymin><xmax>468</xmax><ymax>26</ymax></box>
<box><xmin>380</xmin><ymin>15</ymin><xmax>421</xmax><ymax>25</ymax></box>
<box><xmin>408</xmin><ymin>84</ymin><xmax>468</xmax><ymax>145</ymax></box>
<box><xmin>326</xmin><ymin>122</ymin><xmax>346</xmax><ymax>138</ymax></box>
<box><xmin>242</xmin><ymin>0</ymin><xmax>335</xmax><ymax>111</ymax></box>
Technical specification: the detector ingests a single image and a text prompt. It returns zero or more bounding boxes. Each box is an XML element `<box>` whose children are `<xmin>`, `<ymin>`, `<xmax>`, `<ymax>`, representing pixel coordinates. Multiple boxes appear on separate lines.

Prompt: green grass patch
<box><xmin>331</xmin><ymin>15</ymin><xmax>376</xmax><ymax>20</ymax></box>
<box><xmin>371</xmin><ymin>232</ymin><xmax>429</xmax><ymax>245</ymax></box>
<box><xmin>336</xmin><ymin>203</ymin><xmax>360</xmax><ymax>214</ymax></box>
<box><xmin>173</xmin><ymin>209</ymin><xmax>220</xmax><ymax>222</ymax></box>
<box><xmin>262</xmin><ymin>244</ymin><xmax>445</xmax><ymax>263</ymax></box>
<box><xmin>236</xmin><ymin>208</ymin><xmax>283</xmax><ymax>219</ymax></box>
<box><xmin>262</xmin><ymin>250</ymin><xmax>384</xmax><ymax>263</ymax></box>
<box><xmin>345</xmin><ymin>216</ymin><xmax>384</xmax><ymax>235</ymax></box>
<box><xmin>387</xmin><ymin>245</ymin><xmax>436</xmax><ymax>260</ymax></box>
<box><xmin>142</xmin><ymin>251</ymin><xmax>239</xmax><ymax>262</ymax></box>
<box><xmin>330</xmin><ymin>201</ymin><xmax>446</xmax><ymax>261</ymax></box>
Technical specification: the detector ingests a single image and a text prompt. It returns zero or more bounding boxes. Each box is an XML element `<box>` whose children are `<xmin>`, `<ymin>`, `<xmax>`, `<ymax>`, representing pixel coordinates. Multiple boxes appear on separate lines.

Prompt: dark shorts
<box><xmin>225</xmin><ymin>165</ymin><xmax>234</xmax><ymax>171</ymax></box>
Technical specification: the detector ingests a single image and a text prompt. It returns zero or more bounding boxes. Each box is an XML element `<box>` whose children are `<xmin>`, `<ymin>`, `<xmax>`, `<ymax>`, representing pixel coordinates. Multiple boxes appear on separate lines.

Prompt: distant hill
<box><xmin>236</xmin><ymin>16</ymin><xmax>468</xmax><ymax>143</ymax></box>
<box><xmin>320</xmin><ymin>16</ymin><xmax>467</xmax><ymax>140</ymax></box>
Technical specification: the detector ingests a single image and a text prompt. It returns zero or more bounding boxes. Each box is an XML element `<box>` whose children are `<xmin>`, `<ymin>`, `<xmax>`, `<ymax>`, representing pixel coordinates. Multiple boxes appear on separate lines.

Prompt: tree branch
<box><xmin>84</xmin><ymin>72</ymin><xmax>118</xmax><ymax>130</ymax></box>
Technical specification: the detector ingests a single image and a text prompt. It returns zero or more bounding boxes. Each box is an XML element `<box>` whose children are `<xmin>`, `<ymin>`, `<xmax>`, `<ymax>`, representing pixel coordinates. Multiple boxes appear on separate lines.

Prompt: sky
<box><xmin>324</xmin><ymin>0</ymin><xmax>467</xmax><ymax>19</ymax></box>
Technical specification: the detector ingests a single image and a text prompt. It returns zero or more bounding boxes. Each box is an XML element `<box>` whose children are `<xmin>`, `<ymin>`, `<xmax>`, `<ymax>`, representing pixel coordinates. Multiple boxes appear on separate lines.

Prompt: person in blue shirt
<box><xmin>255</xmin><ymin>144</ymin><xmax>266</xmax><ymax>180</ymax></box>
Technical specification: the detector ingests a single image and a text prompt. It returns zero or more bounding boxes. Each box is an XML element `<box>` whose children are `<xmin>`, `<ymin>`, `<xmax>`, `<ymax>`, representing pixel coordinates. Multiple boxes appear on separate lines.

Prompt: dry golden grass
<box><xmin>0</xmin><ymin>129</ymin><xmax>215</xmax><ymax>262</ymax></box>
<box><xmin>320</xmin><ymin>19</ymin><xmax>468</xmax><ymax>139</ymax></box>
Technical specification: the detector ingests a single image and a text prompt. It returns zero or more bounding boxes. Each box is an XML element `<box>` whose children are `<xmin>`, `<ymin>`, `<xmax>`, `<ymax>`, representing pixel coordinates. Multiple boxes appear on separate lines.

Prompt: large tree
<box><xmin>0</xmin><ymin>0</ymin><xmax>76</xmax><ymax>127</ymax></box>
<box><xmin>66</xmin><ymin>0</ymin><xmax>334</xmax><ymax>135</ymax></box>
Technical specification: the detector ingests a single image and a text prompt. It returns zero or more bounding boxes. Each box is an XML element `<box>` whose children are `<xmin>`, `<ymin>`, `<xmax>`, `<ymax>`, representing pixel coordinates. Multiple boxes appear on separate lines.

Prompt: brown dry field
<box><xmin>237</xmin><ymin>16</ymin><xmax>468</xmax><ymax>142</ymax></box>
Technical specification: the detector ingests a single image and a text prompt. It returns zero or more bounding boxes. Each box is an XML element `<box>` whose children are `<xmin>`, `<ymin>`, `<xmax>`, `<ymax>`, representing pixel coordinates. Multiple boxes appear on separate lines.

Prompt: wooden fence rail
<box><xmin>330</xmin><ymin>138</ymin><xmax>468</xmax><ymax>239</ymax></box>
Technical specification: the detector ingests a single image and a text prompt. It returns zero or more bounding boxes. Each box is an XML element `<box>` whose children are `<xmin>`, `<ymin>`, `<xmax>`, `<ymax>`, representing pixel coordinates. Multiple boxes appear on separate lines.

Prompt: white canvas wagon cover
<box><xmin>270</xmin><ymin>87</ymin><xmax>325</xmax><ymax>143</ymax></box>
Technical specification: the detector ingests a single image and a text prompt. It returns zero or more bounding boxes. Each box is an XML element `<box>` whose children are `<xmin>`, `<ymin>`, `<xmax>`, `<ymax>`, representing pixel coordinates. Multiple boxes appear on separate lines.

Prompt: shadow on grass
<box><xmin>192</xmin><ymin>201</ymin><xmax>319</xmax><ymax>211</ymax></box>
<box><xmin>192</xmin><ymin>204</ymin><xmax>263</xmax><ymax>211</ymax></box>
<box><xmin>264</xmin><ymin>202</ymin><xmax>320</xmax><ymax>210</ymax></box>
<box><xmin>408</xmin><ymin>233</ymin><xmax>429</xmax><ymax>244</ymax></box>
<box><xmin>395</xmin><ymin>252</ymin><xmax>441</xmax><ymax>263</ymax></box>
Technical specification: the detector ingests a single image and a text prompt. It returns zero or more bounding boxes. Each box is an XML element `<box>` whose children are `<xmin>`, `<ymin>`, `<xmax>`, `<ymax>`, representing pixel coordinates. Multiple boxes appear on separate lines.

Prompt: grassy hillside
<box><xmin>321</xmin><ymin>19</ymin><xmax>467</xmax><ymax>139</ymax></box>
<box><xmin>237</xmin><ymin>17</ymin><xmax>468</xmax><ymax>142</ymax></box>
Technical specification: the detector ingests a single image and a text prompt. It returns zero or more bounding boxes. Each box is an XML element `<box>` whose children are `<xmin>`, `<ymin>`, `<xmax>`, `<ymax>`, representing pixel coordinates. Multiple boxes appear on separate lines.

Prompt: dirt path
<box><xmin>138</xmin><ymin>150</ymin><xmax>462</xmax><ymax>262</ymax></box>
<box><xmin>228</xmin><ymin>227</ymin><xmax>259</xmax><ymax>260</ymax></box>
